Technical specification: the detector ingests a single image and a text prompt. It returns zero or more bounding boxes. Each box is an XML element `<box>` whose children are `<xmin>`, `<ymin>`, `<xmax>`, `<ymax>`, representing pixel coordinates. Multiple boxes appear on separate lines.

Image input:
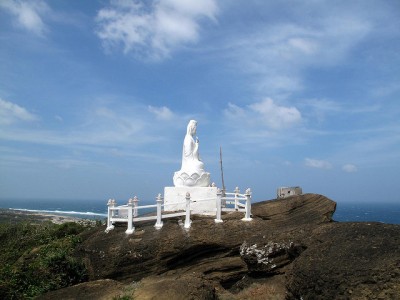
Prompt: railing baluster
<box><xmin>215</xmin><ymin>188</ymin><xmax>223</xmax><ymax>223</ymax></box>
<box><xmin>106</xmin><ymin>198</ymin><xmax>116</xmax><ymax>232</ymax></box>
<box><xmin>133</xmin><ymin>196</ymin><xmax>139</xmax><ymax>217</ymax></box>
<box><xmin>184</xmin><ymin>192</ymin><xmax>191</xmax><ymax>229</ymax></box>
<box><xmin>234</xmin><ymin>186</ymin><xmax>240</xmax><ymax>211</ymax></box>
<box><xmin>155</xmin><ymin>193</ymin><xmax>163</xmax><ymax>229</ymax></box>
<box><xmin>242</xmin><ymin>188</ymin><xmax>252</xmax><ymax>221</ymax></box>
<box><xmin>126</xmin><ymin>198</ymin><xmax>135</xmax><ymax>234</ymax></box>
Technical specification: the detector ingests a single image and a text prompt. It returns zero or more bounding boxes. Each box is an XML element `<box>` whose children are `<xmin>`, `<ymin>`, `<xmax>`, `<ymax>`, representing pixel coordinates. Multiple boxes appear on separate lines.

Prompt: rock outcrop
<box><xmin>40</xmin><ymin>194</ymin><xmax>400</xmax><ymax>299</ymax></box>
<box><xmin>240</xmin><ymin>241</ymin><xmax>305</xmax><ymax>275</ymax></box>
<box><xmin>286</xmin><ymin>222</ymin><xmax>400</xmax><ymax>299</ymax></box>
<box><xmin>78</xmin><ymin>194</ymin><xmax>335</xmax><ymax>284</ymax></box>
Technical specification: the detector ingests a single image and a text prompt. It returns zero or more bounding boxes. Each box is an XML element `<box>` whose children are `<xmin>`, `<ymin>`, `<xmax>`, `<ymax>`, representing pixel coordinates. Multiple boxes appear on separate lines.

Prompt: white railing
<box><xmin>215</xmin><ymin>187</ymin><xmax>252</xmax><ymax>223</ymax></box>
<box><xmin>105</xmin><ymin>187</ymin><xmax>252</xmax><ymax>234</ymax></box>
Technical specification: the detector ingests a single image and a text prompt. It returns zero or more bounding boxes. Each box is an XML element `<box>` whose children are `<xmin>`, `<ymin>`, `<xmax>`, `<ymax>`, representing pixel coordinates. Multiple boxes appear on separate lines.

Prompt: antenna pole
<box><xmin>220</xmin><ymin>146</ymin><xmax>226</xmax><ymax>193</ymax></box>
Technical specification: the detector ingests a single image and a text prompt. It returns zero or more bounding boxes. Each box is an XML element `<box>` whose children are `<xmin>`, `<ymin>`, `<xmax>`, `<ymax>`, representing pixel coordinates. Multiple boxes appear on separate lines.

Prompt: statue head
<box><xmin>186</xmin><ymin>120</ymin><xmax>197</xmax><ymax>136</ymax></box>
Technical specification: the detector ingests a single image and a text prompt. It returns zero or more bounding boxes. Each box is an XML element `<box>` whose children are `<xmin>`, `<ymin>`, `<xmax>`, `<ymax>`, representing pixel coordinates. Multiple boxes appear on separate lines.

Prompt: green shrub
<box><xmin>0</xmin><ymin>222</ymin><xmax>88</xmax><ymax>299</ymax></box>
<box><xmin>54</xmin><ymin>222</ymin><xmax>85</xmax><ymax>238</ymax></box>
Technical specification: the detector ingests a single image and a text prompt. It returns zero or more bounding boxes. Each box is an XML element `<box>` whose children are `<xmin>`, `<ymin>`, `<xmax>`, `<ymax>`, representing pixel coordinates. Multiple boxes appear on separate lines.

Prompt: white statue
<box><xmin>173</xmin><ymin>120</ymin><xmax>210</xmax><ymax>187</ymax></box>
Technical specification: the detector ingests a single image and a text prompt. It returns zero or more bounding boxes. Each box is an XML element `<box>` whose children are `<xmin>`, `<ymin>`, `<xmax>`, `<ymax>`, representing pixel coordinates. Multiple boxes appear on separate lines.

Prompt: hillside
<box><xmin>2</xmin><ymin>194</ymin><xmax>399</xmax><ymax>299</ymax></box>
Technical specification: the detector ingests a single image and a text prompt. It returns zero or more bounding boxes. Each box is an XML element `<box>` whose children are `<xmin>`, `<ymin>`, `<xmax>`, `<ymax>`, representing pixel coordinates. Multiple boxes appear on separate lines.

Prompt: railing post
<box><xmin>106</xmin><ymin>198</ymin><xmax>116</xmax><ymax>232</ymax></box>
<box><xmin>215</xmin><ymin>188</ymin><xmax>223</xmax><ymax>223</ymax></box>
<box><xmin>126</xmin><ymin>198</ymin><xmax>135</xmax><ymax>234</ymax></box>
<box><xmin>155</xmin><ymin>193</ymin><xmax>164</xmax><ymax>229</ymax></box>
<box><xmin>234</xmin><ymin>186</ymin><xmax>240</xmax><ymax>210</ymax></box>
<box><xmin>184</xmin><ymin>192</ymin><xmax>191</xmax><ymax>229</ymax></box>
<box><xmin>133</xmin><ymin>196</ymin><xmax>139</xmax><ymax>217</ymax></box>
<box><xmin>111</xmin><ymin>199</ymin><xmax>117</xmax><ymax>217</ymax></box>
<box><xmin>242</xmin><ymin>188</ymin><xmax>252</xmax><ymax>221</ymax></box>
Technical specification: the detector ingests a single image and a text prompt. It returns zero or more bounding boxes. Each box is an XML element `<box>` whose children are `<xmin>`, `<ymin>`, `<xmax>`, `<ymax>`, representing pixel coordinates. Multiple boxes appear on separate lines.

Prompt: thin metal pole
<box><xmin>220</xmin><ymin>146</ymin><xmax>226</xmax><ymax>193</ymax></box>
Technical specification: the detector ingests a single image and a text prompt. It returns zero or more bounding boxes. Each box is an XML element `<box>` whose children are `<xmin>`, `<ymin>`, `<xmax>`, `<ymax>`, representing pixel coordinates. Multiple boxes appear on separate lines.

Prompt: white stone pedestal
<box><xmin>164</xmin><ymin>186</ymin><xmax>218</xmax><ymax>214</ymax></box>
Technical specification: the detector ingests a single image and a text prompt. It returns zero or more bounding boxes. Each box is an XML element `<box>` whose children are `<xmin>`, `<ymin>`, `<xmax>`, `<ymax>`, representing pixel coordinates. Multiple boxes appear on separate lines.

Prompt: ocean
<box><xmin>0</xmin><ymin>198</ymin><xmax>111</xmax><ymax>220</ymax></box>
<box><xmin>0</xmin><ymin>198</ymin><xmax>399</xmax><ymax>224</ymax></box>
<box><xmin>333</xmin><ymin>202</ymin><xmax>400</xmax><ymax>224</ymax></box>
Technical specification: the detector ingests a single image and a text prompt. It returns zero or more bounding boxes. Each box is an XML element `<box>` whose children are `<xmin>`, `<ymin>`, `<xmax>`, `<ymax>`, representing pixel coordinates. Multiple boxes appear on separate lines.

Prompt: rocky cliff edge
<box><xmin>39</xmin><ymin>194</ymin><xmax>400</xmax><ymax>299</ymax></box>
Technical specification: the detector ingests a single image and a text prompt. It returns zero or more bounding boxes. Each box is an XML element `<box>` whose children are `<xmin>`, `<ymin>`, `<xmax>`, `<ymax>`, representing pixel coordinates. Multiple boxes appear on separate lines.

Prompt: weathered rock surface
<box><xmin>37</xmin><ymin>279</ymin><xmax>126</xmax><ymax>300</ymax></box>
<box><xmin>132</xmin><ymin>273</ymin><xmax>216</xmax><ymax>300</ymax></box>
<box><xmin>252</xmin><ymin>193</ymin><xmax>336</xmax><ymax>227</ymax></box>
<box><xmin>40</xmin><ymin>194</ymin><xmax>400</xmax><ymax>299</ymax></box>
<box><xmin>286</xmin><ymin>222</ymin><xmax>400</xmax><ymax>299</ymax></box>
<box><xmin>76</xmin><ymin>194</ymin><xmax>334</xmax><ymax>288</ymax></box>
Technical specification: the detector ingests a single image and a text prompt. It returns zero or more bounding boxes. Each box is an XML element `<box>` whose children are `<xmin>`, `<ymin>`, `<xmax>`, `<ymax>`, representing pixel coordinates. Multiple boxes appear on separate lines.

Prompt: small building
<box><xmin>277</xmin><ymin>186</ymin><xmax>303</xmax><ymax>199</ymax></box>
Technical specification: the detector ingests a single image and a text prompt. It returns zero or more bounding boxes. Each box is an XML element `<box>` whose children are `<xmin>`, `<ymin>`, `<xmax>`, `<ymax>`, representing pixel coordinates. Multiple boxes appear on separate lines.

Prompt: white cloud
<box><xmin>305</xmin><ymin>158</ymin><xmax>332</xmax><ymax>169</ymax></box>
<box><xmin>300</xmin><ymin>98</ymin><xmax>342</xmax><ymax>123</ymax></box>
<box><xmin>372</xmin><ymin>82</ymin><xmax>400</xmax><ymax>97</ymax></box>
<box><xmin>302</xmin><ymin>99</ymin><xmax>342</xmax><ymax>113</ymax></box>
<box><xmin>220</xmin><ymin>4</ymin><xmax>373</xmax><ymax>95</ymax></box>
<box><xmin>82</xmin><ymin>105</ymin><xmax>148</xmax><ymax>145</ymax></box>
<box><xmin>225</xmin><ymin>98</ymin><xmax>302</xmax><ymax>130</ymax></box>
<box><xmin>0</xmin><ymin>98</ymin><xmax>38</xmax><ymax>125</ymax></box>
<box><xmin>0</xmin><ymin>100</ymin><xmax>179</xmax><ymax>150</ymax></box>
<box><xmin>148</xmin><ymin>105</ymin><xmax>174</xmax><ymax>121</ymax></box>
<box><xmin>0</xmin><ymin>0</ymin><xmax>49</xmax><ymax>36</ymax></box>
<box><xmin>342</xmin><ymin>164</ymin><xmax>358</xmax><ymax>173</ymax></box>
<box><xmin>300</xmin><ymin>98</ymin><xmax>381</xmax><ymax>124</ymax></box>
<box><xmin>249</xmin><ymin>98</ymin><xmax>302</xmax><ymax>129</ymax></box>
<box><xmin>95</xmin><ymin>0</ymin><xmax>218</xmax><ymax>60</ymax></box>
<box><xmin>288</xmin><ymin>37</ymin><xmax>318</xmax><ymax>55</ymax></box>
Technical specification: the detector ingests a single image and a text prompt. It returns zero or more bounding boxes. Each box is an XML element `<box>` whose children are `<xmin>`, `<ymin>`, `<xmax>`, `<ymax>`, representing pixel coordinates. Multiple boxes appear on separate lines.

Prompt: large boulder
<box><xmin>252</xmin><ymin>193</ymin><xmax>336</xmax><ymax>227</ymax></box>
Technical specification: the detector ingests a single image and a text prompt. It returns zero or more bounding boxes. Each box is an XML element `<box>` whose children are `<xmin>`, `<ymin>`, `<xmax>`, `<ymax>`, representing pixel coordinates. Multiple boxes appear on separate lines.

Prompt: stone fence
<box><xmin>105</xmin><ymin>187</ymin><xmax>252</xmax><ymax>234</ymax></box>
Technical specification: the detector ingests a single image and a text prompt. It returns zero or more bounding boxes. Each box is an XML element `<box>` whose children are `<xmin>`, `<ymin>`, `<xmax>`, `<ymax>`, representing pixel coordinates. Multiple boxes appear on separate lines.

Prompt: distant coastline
<box><xmin>8</xmin><ymin>207</ymin><xmax>107</xmax><ymax>218</ymax></box>
<box><xmin>0</xmin><ymin>208</ymin><xmax>95</xmax><ymax>225</ymax></box>
<box><xmin>0</xmin><ymin>198</ymin><xmax>109</xmax><ymax>221</ymax></box>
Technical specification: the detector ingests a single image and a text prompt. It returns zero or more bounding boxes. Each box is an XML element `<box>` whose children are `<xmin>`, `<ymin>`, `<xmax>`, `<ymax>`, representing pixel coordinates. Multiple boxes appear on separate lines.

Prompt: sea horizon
<box><xmin>0</xmin><ymin>198</ymin><xmax>399</xmax><ymax>224</ymax></box>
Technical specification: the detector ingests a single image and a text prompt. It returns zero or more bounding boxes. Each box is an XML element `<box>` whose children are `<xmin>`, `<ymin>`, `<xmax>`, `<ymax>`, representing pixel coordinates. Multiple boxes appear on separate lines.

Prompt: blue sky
<box><xmin>1</xmin><ymin>0</ymin><xmax>399</xmax><ymax>205</ymax></box>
